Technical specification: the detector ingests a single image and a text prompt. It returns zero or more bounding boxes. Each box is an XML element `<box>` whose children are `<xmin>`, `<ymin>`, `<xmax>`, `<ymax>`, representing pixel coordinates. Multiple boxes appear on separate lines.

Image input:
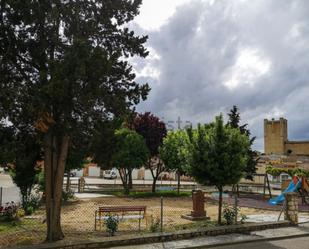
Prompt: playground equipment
<box><xmin>234</xmin><ymin>173</ymin><xmax>272</xmax><ymax>199</ymax></box>
<box><xmin>269</xmin><ymin>176</ymin><xmax>309</xmax><ymax>205</ymax></box>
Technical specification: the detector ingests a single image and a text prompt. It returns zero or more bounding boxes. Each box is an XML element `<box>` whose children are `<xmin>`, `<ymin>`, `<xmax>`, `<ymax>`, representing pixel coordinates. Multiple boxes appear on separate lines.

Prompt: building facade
<box><xmin>264</xmin><ymin>118</ymin><xmax>309</xmax><ymax>156</ymax></box>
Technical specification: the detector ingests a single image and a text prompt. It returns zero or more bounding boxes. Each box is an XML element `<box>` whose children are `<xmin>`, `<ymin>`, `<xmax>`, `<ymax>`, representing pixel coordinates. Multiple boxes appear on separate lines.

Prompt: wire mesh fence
<box><xmin>0</xmin><ymin>182</ymin><xmax>290</xmax><ymax>248</ymax></box>
<box><xmin>0</xmin><ymin>192</ymin><xmax>202</xmax><ymax>248</ymax></box>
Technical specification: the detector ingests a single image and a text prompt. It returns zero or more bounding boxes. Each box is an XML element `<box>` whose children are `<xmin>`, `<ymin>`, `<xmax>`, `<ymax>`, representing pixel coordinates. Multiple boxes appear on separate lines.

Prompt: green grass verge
<box><xmin>109</xmin><ymin>190</ymin><xmax>192</xmax><ymax>198</ymax></box>
<box><xmin>168</xmin><ymin>220</ymin><xmax>217</xmax><ymax>231</ymax></box>
<box><xmin>0</xmin><ymin>218</ymin><xmax>45</xmax><ymax>233</ymax></box>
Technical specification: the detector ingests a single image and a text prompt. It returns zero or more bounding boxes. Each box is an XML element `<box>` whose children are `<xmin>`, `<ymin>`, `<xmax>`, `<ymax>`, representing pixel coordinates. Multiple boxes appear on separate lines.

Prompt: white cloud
<box><xmin>223</xmin><ymin>48</ymin><xmax>271</xmax><ymax>90</ymax></box>
<box><xmin>135</xmin><ymin>0</ymin><xmax>195</xmax><ymax>30</ymax></box>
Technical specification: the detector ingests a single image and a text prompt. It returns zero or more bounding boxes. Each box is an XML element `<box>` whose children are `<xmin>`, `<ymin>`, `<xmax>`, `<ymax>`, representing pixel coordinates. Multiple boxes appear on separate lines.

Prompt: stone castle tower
<box><xmin>264</xmin><ymin>118</ymin><xmax>287</xmax><ymax>154</ymax></box>
<box><xmin>264</xmin><ymin>118</ymin><xmax>309</xmax><ymax>155</ymax></box>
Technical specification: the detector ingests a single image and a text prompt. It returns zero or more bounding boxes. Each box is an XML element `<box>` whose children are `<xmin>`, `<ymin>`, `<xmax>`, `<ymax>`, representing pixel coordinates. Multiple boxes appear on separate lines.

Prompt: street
<box><xmin>212</xmin><ymin>236</ymin><xmax>309</xmax><ymax>249</ymax></box>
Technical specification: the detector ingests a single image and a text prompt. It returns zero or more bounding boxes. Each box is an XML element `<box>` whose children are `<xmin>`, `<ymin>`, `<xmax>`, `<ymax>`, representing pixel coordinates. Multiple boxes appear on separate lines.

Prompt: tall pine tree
<box><xmin>227</xmin><ymin>106</ymin><xmax>258</xmax><ymax>180</ymax></box>
<box><xmin>1</xmin><ymin>1</ymin><xmax>149</xmax><ymax>241</ymax></box>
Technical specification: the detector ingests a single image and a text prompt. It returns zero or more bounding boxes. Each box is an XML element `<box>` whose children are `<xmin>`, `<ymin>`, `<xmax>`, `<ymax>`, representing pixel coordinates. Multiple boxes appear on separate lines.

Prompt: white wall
<box><xmin>88</xmin><ymin>166</ymin><xmax>101</xmax><ymax>177</ymax></box>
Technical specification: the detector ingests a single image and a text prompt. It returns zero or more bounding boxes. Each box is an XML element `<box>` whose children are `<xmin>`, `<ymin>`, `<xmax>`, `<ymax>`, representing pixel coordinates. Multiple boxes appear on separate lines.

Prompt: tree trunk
<box><xmin>151</xmin><ymin>177</ymin><xmax>157</xmax><ymax>193</ymax></box>
<box><xmin>128</xmin><ymin>169</ymin><xmax>133</xmax><ymax>190</ymax></box>
<box><xmin>66</xmin><ymin>171</ymin><xmax>70</xmax><ymax>192</ymax></box>
<box><xmin>177</xmin><ymin>171</ymin><xmax>181</xmax><ymax>195</ymax></box>
<box><xmin>119</xmin><ymin>168</ymin><xmax>130</xmax><ymax>195</ymax></box>
<box><xmin>218</xmin><ymin>186</ymin><xmax>223</xmax><ymax>225</ymax></box>
<box><xmin>44</xmin><ymin>132</ymin><xmax>70</xmax><ymax>242</ymax></box>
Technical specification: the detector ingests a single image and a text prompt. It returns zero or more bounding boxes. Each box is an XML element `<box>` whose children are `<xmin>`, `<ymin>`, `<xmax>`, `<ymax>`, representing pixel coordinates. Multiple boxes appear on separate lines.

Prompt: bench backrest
<box><xmin>98</xmin><ymin>205</ymin><xmax>146</xmax><ymax>213</ymax></box>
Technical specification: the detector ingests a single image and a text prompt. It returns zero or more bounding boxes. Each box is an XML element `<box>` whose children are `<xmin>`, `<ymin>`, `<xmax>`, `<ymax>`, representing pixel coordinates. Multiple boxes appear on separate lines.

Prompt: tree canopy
<box><xmin>227</xmin><ymin>105</ymin><xmax>258</xmax><ymax>180</ymax></box>
<box><xmin>112</xmin><ymin>128</ymin><xmax>149</xmax><ymax>194</ymax></box>
<box><xmin>187</xmin><ymin>115</ymin><xmax>250</xmax><ymax>224</ymax></box>
<box><xmin>0</xmin><ymin>0</ymin><xmax>149</xmax><ymax>241</ymax></box>
<box><xmin>159</xmin><ymin>130</ymin><xmax>190</xmax><ymax>193</ymax></box>
<box><xmin>129</xmin><ymin>112</ymin><xmax>167</xmax><ymax>192</ymax></box>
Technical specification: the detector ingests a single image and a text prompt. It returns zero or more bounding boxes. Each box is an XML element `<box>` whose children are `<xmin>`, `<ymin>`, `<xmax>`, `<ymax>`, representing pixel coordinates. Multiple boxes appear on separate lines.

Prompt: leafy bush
<box><xmin>104</xmin><ymin>215</ymin><xmax>119</xmax><ymax>236</ymax></box>
<box><xmin>149</xmin><ymin>216</ymin><xmax>161</xmax><ymax>232</ymax></box>
<box><xmin>0</xmin><ymin>202</ymin><xmax>19</xmax><ymax>222</ymax></box>
<box><xmin>223</xmin><ymin>204</ymin><xmax>247</xmax><ymax>225</ymax></box>
<box><xmin>266</xmin><ymin>166</ymin><xmax>309</xmax><ymax>177</ymax></box>
<box><xmin>62</xmin><ymin>189</ymin><xmax>75</xmax><ymax>202</ymax></box>
<box><xmin>23</xmin><ymin>194</ymin><xmax>41</xmax><ymax>215</ymax></box>
<box><xmin>240</xmin><ymin>214</ymin><xmax>247</xmax><ymax>224</ymax></box>
<box><xmin>17</xmin><ymin>208</ymin><xmax>25</xmax><ymax>218</ymax></box>
<box><xmin>223</xmin><ymin>204</ymin><xmax>238</xmax><ymax>225</ymax></box>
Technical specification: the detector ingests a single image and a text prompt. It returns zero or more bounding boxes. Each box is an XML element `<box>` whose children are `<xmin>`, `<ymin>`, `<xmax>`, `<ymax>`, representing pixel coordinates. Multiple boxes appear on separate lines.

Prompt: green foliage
<box><xmin>1</xmin><ymin>0</ymin><xmax>150</xmax><ymax>239</ymax></box>
<box><xmin>91</xmin><ymin>118</ymin><xmax>123</xmax><ymax>169</ymax></box>
<box><xmin>187</xmin><ymin>114</ymin><xmax>250</xmax><ymax>224</ymax></box>
<box><xmin>266</xmin><ymin>166</ymin><xmax>309</xmax><ymax>177</ymax></box>
<box><xmin>112</xmin><ymin>128</ymin><xmax>149</xmax><ymax>194</ymax></box>
<box><xmin>223</xmin><ymin>204</ymin><xmax>238</xmax><ymax>225</ymax></box>
<box><xmin>149</xmin><ymin>216</ymin><xmax>161</xmax><ymax>232</ymax></box>
<box><xmin>159</xmin><ymin>130</ymin><xmax>190</xmax><ymax>174</ymax></box>
<box><xmin>8</xmin><ymin>132</ymin><xmax>42</xmax><ymax>212</ymax></box>
<box><xmin>104</xmin><ymin>215</ymin><xmax>119</xmax><ymax>236</ymax></box>
<box><xmin>227</xmin><ymin>105</ymin><xmax>258</xmax><ymax>180</ymax></box>
<box><xmin>62</xmin><ymin>189</ymin><xmax>75</xmax><ymax>203</ymax></box>
<box><xmin>113</xmin><ymin>128</ymin><xmax>150</xmax><ymax>170</ymax></box>
<box><xmin>23</xmin><ymin>194</ymin><xmax>41</xmax><ymax>215</ymax></box>
<box><xmin>0</xmin><ymin>126</ymin><xmax>15</xmax><ymax>165</ymax></box>
<box><xmin>187</xmin><ymin>115</ymin><xmax>250</xmax><ymax>187</ymax></box>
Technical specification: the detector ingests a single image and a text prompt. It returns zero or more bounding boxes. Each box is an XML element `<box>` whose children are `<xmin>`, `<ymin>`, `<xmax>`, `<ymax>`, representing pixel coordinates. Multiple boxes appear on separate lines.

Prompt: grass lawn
<box><xmin>0</xmin><ymin>218</ymin><xmax>46</xmax><ymax>247</ymax></box>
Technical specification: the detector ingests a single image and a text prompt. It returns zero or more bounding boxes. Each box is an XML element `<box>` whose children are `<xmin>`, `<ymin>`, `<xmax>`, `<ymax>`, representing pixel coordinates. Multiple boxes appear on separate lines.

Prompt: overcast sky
<box><xmin>130</xmin><ymin>0</ymin><xmax>309</xmax><ymax>151</ymax></box>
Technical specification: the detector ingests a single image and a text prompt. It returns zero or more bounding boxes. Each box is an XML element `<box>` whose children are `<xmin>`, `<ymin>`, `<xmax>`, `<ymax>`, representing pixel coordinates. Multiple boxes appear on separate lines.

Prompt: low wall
<box><xmin>12</xmin><ymin>221</ymin><xmax>292</xmax><ymax>249</ymax></box>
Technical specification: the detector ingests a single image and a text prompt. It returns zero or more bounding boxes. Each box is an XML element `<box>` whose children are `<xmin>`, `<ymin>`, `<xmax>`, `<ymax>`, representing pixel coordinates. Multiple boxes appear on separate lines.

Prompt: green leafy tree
<box><xmin>159</xmin><ymin>130</ymin><xmax>190</xmax><ymax>194</ymax></box>
<box><xmin>9</xmin><ymin>131</ymin><xmax>42</xmax><ymax>212</ymax></box>
<box><xmin>227</xmin><ymin>106</ymin><xmax>258</xmax><ymax>180</ymax></box>
<box><xmin>112</xmin><ymin>128</ymin><xmax>149</xmax><ymax>194</ymax></box>
<box><xmin>187</xmin><ymin>115</ymin><xmax>249</xmax><ymax>224</ymax></box>
<box><xmin>0</xmin><ymin>125</ymin><xmax>15</xmax><ymax>166</ymax></box>
<box><xmin>0</xmin><ymin>1</ymin><xmax>149</xmax><ymax>241</ymax></box>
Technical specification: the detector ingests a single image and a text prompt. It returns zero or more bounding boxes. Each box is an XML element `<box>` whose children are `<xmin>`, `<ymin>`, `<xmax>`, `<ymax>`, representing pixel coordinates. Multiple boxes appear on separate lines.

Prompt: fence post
<box><xmin>0</xmin><ymin>187</ymin><xmax>2</xmax><ymax>206</ymax></box>
<box><xmin>160</xmin><ymin>196</ymin><xmax>163</xmax><ymax>232</ymax></box>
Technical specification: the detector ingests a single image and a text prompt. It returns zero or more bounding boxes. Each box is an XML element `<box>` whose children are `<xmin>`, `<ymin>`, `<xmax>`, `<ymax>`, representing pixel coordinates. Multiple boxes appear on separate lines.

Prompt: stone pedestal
<box><xmin>284</xmin><ymin>192</ymin><xmax>298</xmax><ymax>225</ymax></box>
<box><xmin>182</xmin><ymin>190</ymin><xmax>209</xmax><ymax>221</ymax></box>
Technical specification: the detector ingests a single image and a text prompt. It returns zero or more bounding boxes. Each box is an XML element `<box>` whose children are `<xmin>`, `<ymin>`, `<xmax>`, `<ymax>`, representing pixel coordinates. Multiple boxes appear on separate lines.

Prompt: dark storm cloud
<box><xmin>134</xmin><ymin>0</ymin><xmax>309</xmax><ymax>151</ymax></box>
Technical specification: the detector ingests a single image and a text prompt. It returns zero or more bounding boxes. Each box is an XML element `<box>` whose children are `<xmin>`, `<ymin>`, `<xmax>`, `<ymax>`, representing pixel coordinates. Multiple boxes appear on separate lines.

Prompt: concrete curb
<box><xmin>9</xmin><ymin>221</ymin><xmax>292</xmax><ymax>249</ymax></box>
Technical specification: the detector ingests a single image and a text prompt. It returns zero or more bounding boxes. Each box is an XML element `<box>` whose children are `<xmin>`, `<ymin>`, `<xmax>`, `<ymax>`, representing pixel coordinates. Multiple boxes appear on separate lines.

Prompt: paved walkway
<box><xmin>112</xmin><ymin>223</ymin><xmax>309</xmax><ymax>249</ymax></box>
<box><xmin>207</xmin><ymin>194</ymin><xmax>309</xmax><ymax>212</ymax></box>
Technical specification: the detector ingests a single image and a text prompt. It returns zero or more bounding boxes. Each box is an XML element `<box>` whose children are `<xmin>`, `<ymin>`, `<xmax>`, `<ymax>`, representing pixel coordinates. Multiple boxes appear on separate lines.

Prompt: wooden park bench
<box><xmin>94</xmin><ymin>205</ymin><xmax>147</xmax><ymax>231</ymax></box>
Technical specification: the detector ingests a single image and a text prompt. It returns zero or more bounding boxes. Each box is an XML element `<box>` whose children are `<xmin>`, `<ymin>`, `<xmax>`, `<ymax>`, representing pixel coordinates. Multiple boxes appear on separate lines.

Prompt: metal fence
<box><xmin>0</xmin><ymin>194</ymin><xmax>199</xmax><ymax>248</ymax></box>
<box><xmin>0</xmin><ymin>182</ymin><xmax>287</xmax><ymax>248</ymax></box>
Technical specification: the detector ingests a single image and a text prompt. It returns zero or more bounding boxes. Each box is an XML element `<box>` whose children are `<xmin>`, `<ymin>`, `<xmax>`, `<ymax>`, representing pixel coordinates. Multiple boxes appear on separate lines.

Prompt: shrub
<box><xmin>240</xmin><ymin>214</ymin><xmax>247</xmax><ymax>224</ymax></box>
<box><xmin>62</xmin><ymin>189</ymin><xmax>75</xmax><ymax>202</ymax></box>
<box><xmin>23</xmin><ymin>194</ymin><xmax>41</xmax><ymax>215</ymax></box>
<box><xmin>149</xmin><ymin>216</ymin><xmax>161</xmax><ymax>232</ymax></box>
<box><xmin>223</xmin><ymin>204</ymin><xmax>247</xmax><ymax>225</ymax></box>
<box><xmin>17</xmin><ymin>208</ymin><xmax>25</xmax><ymax>218</ymax></box>
<box><xmin>104</xmin><ymin>215</ymin><xmax>119</xmax><ymax>236</ymax></box>
<box><xmin>223</xmin><ymin>204</ymin><xmax>238</xmax><ymax>225</ymax></box>
<box><xmin>0</xmin><ymin>202</ymin><xmax>19</xmax><ymax>222</ymax></box>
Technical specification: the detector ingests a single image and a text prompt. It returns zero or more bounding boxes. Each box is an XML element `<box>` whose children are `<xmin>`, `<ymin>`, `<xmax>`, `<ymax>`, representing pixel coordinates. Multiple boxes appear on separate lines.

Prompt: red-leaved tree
<box><xmin>131</xmin><ymin>112</ymin><xmax>167</xmax><ymax>192</ymax></box>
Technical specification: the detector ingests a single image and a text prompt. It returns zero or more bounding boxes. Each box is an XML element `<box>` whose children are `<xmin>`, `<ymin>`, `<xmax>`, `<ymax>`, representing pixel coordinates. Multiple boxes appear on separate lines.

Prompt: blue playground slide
<box><xmin>268</xmin><ymin>180</ymin><xmax>301</xmax><ymax>205</ymax></box>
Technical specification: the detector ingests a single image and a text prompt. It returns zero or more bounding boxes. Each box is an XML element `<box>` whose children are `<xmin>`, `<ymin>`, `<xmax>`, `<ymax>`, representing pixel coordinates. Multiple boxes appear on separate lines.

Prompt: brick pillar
<box><xmin>284</xmin><ymin>192</ymin><xmax>298</xmax><ymax>225</ymax></box>
<box><xmin>191</xmin><ymin>190</ymin><xmax>206</xmax><ymax>217</ymax></box>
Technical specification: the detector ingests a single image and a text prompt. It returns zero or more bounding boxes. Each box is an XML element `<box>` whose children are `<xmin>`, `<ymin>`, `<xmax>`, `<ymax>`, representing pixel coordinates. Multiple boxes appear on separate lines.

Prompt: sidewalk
<box><xmin>112</xmin><ymin>223</ymin><xmax>309</xmax><ymax>249</ymax></box>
